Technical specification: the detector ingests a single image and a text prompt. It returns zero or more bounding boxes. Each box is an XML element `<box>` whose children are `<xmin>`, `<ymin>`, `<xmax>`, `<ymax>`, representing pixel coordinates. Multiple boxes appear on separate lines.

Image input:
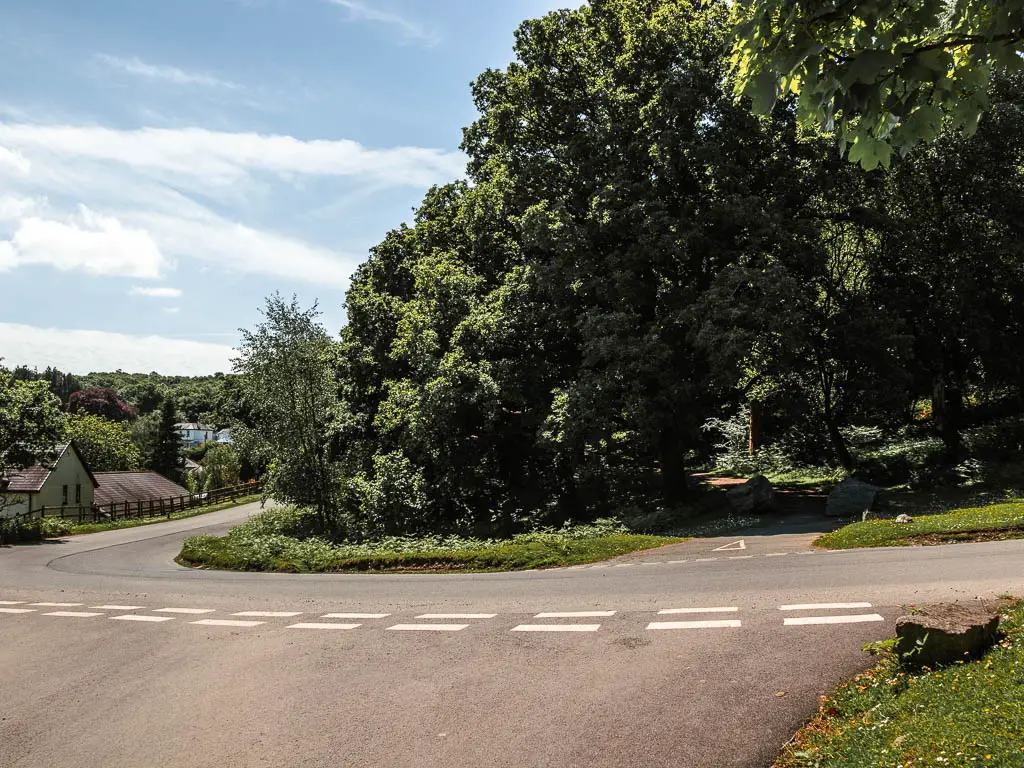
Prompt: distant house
<box><xmin>175</xmin><ymin>422</ymin><xmax>215</xmax><ymax>448</ymax></box>
<box><xmin>0</xmin><ymin>443</ymin><xmax>99</xmax><ymax>519</ymax></box>
<box><xmin>215</xmin><ymin>428</ymin><xmax>234</xmax><ymax>445</ymax></box>
<box><xmin>93</xmin><ymin>471</ymin><xmax>190</xmax><ymax>508</ymax></box>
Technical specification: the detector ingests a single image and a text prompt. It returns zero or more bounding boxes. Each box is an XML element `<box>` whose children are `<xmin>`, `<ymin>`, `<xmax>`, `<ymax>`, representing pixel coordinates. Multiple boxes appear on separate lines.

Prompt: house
<box><xmin>215</xmin><ymin>428</ymin><xmax>233</xmax><ymax>445</ymax></box>
<box><xmin>0</xmin><ymin>443</ymin><xmax>99</xmax><ymax>519</ymax></box>
<box><xmin>175</xmin><ymin>422</ymin><xmax>215</xmax><ymax>448</ymax></box>
<box><xmin>93</xmin><ymin>471</ymin><xmax>190</xmax><ymax>508</ymax></box>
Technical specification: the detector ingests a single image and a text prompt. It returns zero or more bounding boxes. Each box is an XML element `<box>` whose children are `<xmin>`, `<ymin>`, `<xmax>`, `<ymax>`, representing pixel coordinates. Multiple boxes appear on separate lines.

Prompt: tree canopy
<box><xmin>730</xmin><ymin>0</ymin><xmax>1024</xmax><ymax>167</ymax></box>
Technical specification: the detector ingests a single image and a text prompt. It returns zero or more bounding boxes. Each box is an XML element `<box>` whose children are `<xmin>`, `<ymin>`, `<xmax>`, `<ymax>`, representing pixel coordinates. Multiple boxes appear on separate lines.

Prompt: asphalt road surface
<box><xmin>2</xmin><ymin>503</ymin><xmax>1023</xmax><ymax>768</ymax></box>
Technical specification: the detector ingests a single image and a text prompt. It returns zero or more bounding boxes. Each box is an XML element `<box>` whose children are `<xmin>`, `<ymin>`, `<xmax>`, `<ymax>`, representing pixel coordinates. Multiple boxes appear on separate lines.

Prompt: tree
<box><xmin>235</xmin><ymin>295</ymin><xmax>343</xmax><ymax>530</ymax></box>
<box><xmin>730</xmin><ymin>0</ymin><xmax>1024</xmax><ymax>167</ymax></box>
<box><xmin>69</xmin><ymin>388</ymin><xmax>135</xmax><ymax>422</ymax></box>
<box><xmin>202</xmin><ymin>443</ymin><xmax>241</xmax><ymax>490</ymax></box>
<box><xmin>64</xmin><ymin>414</ymin><xmax>143</xmax><ymax>472</ymax></box>
<box><xmin>148</xmin><ymin>398</ymin><xmax>183</xmax><ymax>481</ymax></box>
<box><xmin>0</xmin><ymin>367</ymin><xmax>67</xmax><ymax>514</ymax></box>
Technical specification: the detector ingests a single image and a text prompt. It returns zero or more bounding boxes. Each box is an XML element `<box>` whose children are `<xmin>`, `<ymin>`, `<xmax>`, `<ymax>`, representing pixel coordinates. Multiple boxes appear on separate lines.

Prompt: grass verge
<box><xmin>775</xmin><ymin>600</ymin><xmax>1024</xmax><ymax>768</ymax></box>
<box><xmin>815</xmin><ymin>500</ymin><xmax>1024</xmax><ymax>549</ymax></box>
<box><xmin>178</xmin><ymin>532</ymin><xmax>683</xmax><ymax>573</ymax></box>
<box><xmin>176</xmin><ymin>509</ymin><xmax>685</xmax><ymax>573</ymax></box>
<box><xmin>69</xmin><ymin>494</ymin><xmax>263</xmax><ymax>535</ymax></box>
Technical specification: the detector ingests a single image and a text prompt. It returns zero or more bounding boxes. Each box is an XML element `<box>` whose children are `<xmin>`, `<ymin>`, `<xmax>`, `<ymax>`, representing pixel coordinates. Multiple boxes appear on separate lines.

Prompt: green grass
<box><xmin>775</xmin><ymin>601</ymin><xmax>1024</xmax><ymax>768</ymax></box>
<box><xmin>815</xmin><ymin>500</ymin><xmax>1024</xmax><ymax>549</ymax></box>
<box><xmin>179</xmin><ymin>533</ymin><xmax>683</xmax><ymax>573</ymax></box>
<box><xmin>68</xmin><ymin>494</ymin><xmax>263</xmax><ymax>535</ymax></box>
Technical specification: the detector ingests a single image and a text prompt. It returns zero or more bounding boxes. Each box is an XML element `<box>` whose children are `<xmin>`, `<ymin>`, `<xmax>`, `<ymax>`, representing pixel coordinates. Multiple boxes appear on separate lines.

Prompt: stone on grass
<box><xmin>895</xmin><ymin>604</ymin><xmax>1001</xmax><ymax>668</ymax></box>
<box><xmin>725</xmin><ymin>475</ymin><xmax>774</xmax><ymax>515</ymax></box>
<box><xmin>895</xmin><ymin>514</ymin><xmax>913</xmax><ymax>524</ymax></box>
<box><xmin>826</xmin><ymin>477</ymin><xmax>884</xmax><ymax>518</ymax></box>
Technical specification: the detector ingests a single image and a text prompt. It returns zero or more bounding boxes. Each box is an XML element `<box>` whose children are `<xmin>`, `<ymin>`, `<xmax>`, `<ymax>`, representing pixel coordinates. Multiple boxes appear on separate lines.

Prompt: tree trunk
<box><xmin>932</xmin><ymin>373</ymin><xmax>963</xmax><ymax>460</ymax></box>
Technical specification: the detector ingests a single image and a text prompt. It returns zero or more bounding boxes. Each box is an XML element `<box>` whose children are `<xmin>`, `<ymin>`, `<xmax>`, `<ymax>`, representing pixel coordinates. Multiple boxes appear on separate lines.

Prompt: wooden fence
<box><xmin>38</xmin><ymin>481</ymin><xmax>263</xmax><ymax>524</ymax></box>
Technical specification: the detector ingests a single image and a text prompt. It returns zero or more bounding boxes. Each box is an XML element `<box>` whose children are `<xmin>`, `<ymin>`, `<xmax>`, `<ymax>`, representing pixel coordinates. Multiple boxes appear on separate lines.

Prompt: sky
<box><xmin>0</xmin><ymin>0</ymin><xmax>569</xmax><ymax>375</ymax></box>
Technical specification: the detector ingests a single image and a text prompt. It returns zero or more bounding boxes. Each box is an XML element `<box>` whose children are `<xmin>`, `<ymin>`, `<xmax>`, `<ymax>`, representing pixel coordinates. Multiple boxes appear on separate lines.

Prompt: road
<box><xmin>1</xmin><ymin>503</ymin><xmax>1022</xmax><ymax>768</ymax></box>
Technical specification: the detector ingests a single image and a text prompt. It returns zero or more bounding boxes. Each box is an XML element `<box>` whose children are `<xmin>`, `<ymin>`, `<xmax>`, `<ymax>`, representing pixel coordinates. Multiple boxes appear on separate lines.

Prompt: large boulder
<box><xmin>725</xmin><ymin>475</ymin><xmax>774</xmax><ymax>515</ymax></box>
<box><xmin>895</xmin><ymin>604</ymin><xmax>1001</xmax><ymax>668</ymax></box>
<box><xmin>826</xmin><ymin>477</ymin><xmax>884</xmax><ymax>518</ymax></box>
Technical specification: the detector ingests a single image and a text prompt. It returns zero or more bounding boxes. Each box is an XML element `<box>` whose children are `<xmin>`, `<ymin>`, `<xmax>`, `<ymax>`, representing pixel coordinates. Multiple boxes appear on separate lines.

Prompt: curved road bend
<box><xmin>1</xmin><ymin>502</ymin><xmax>1022</xmax><ymax>768</ymax></box>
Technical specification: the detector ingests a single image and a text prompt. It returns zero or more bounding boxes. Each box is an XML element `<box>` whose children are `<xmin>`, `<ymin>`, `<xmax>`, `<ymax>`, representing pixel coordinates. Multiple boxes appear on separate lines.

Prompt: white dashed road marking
<box><xmin>156</xmin><ymin>608</ymin><xmax>217</xmax><ymax>615</ymax></box>
<box><xmin>232</xmin><ymin>611</ymin><xmax>303</xmax><ymax>618</ymax></box>
<box><xmin>288</xmin><ymin>623</ymin><xmax>362</xmax><ymax>630</ymax></box>
<box><xmin>0</xmin><ymin>601</ymin><xmax>25</xmax><ymax>605</ymax></box>
<box><xmin>92</xmin><ymin>605</ymin><xmax>146</xmax><ymax>611</ymax></box>
<box><xmin>779</xmin><ymin>603</ymin><xmax>873</xmax><ymax>611</ymax></box>
<box><xmin>534</xmin><ymin>611</ymin><xmax>616</xmax><ymax>618</ymax></box>
<box><xmin>658</xmin><ymin>607</ymin><xmax>738</xmax><ymax>615</ymax></box>
<box><xmin>415</xmin><ymin>613</ymin><xmax>497</xmax><ymax>620</ymax></box>
<box><xmin>512</xmin><ymin>625</ymin><xmax>601</xmax><ymax>633</ymax></box>
<box><xmin>765</xmin><ymin>553</ymin><xmax>788</xmax><ymax>557</ymax></box>
<box><xmin>0</xmin><ymin>608</ymin><xmax>36</xmax><ymax>614</ymax></box>
<box><xmin>30</xmin><ymin>602</ymin><xmax>83</xmax><ymax>607</ymax></box>
<box><xmin>647</xmin><ymin>620</ymin><xmax>742</xmax><ymax>630</ymax></box>
<box><xmin>784</xmin><ymin>614</ymin><xmax>885</xmax><ymax>626</ymax></box>
<box><xmin>43</xmin><ymin>611</ymin><xmax>103</xmax><ymax>618</ymax></box>
<box><xmin>322</xmin><ymin>613</ymin><xmax>390</xmax><ymax>620</ymax></box>
<box><xmin>387</xmin><ymin>624</ymin><xmax>469</xmax><ymax>632</ymax></box>
<box><xmin>111</xmin><ymin>615</ymin><xmax>174</xmax><ymax>623</ymax></box>
<box><xmin>192</xmin><ymin>619</ymin><xmax>265</xmax><ymax>628</ymax></box>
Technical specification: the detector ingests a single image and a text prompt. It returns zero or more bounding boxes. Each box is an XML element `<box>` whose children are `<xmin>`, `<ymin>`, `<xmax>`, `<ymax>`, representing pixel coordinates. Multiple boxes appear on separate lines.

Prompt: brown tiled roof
<box><xmin>1</xmin><ymin>444</ymin><xmax>98</xmax><ymax>493</ymax></box>
<box><xmin>93</xmin><ymin>472</ymin><xmax>189</xmax><ymax>506</ymax></box>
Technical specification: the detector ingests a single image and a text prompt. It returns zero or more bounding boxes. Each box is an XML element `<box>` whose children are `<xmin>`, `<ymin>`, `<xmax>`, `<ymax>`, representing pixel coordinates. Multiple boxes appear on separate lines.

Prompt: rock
<box><xmin>895</xmin><ymin>514</ymin><xmax>913</xmax><ymax>524</ymax></box>
<box><xmin>725</xmin><ymin>475</ymin><xmax>774</xmax><ymax>515</ymax></box>
<box><xmin>826</xmin><ymin>477</ymin><xmax>884</xmax><ymax>517</ymax></box>
<box><xmin>895</xmin><ymin>604</ymin><xmax>1001</xmax><ymax>668</ymax></box>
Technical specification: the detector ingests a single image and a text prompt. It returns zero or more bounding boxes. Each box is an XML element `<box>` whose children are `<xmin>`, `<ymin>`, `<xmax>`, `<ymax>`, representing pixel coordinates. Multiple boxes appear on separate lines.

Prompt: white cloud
<box><xmin>0</xmin><ymin>195</ymin><xmax>38</xmax><ymax>221</ymax></box>
<box><xmin>3</xmin><ymin>207</ymin><xmax>165</xmax><ymax>278</ymax></box>
<box><xmin>129</xmin><ymin>208</ymin><xmax>356</xmax><ymax>287</ymax></box>
<box><xmin>130</xmin><ymin>286</ymin><xmax>183</xmax><ymax>298</ymax></box>
<box><xmin>0</xmin><ymin>241</ymin><xmax>15</xmax><ymax>272</ymax></box>
<box><xmin>0</xmin><ymin>323</ymin><xmax>234</xmax><ymax>375</ymax></box>
<box><xmin>0</xmin><ymin>145</ymin><xmax>31</xmax><ymax>175</ymax></box>
<box><xmin>162</xmin><ymin>307</ymin><xmax>181</xmax><ymax>314</ymax></box>
<box><xmin>0</xmin><ymin>124</ymin><xmax>465</xmax><ymax>187</ymax></box>
<box><xmin>326</xmin><ymin>0</ymin><xmax>438</xmax><ymax>45</ymax></box>
<box><xmin>96</xmin><ymin>54</ymin><xmax>242</xmax><ymax>90</ymax></box>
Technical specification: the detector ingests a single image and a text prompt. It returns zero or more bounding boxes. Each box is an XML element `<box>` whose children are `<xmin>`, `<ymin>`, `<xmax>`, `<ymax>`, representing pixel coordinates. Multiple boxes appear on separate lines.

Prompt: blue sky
<box><xmin>0</xmin><ymin>0</ymin><xmax>567</xmax><ymax>374</ymax></box>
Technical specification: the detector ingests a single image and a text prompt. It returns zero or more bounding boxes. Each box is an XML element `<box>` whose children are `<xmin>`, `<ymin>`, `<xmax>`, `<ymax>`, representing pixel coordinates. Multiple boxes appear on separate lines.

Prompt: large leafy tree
<box><xmin>235</xmin><ymin>295</ymin><xmax>344</xmax><ymax>530</ymax></box>
<box><xmin>731</xmin><ymin>0</ymin><xmax>1024</xmax><ymax>167</ymax></box>
<box><xmin>65</xmin><ymin>414</ymin><xmax>143</xmax><ymax>472</ymax></box>
<box><xmin>0</xmin><ymin>367</ymin><xmax>67</xmax><ymax>514</ymax></box>
<box><xmin>69</xmin><ymin>387</ymin><xmax>135</xmax><ymax>422</ymax></box>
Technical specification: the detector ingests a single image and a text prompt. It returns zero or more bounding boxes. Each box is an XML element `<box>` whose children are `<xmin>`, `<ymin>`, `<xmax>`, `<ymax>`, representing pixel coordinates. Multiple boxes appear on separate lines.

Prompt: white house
<box><xmin>215</xmin><ymin>428</ymin><xmax>234</xmax><ymax>445</ymax></box>
<box><xmin>176</xmin><ymin>422</ymin><xmax>215</xmax><ymax>448</ymax></box>
<box><xmin>0</xmin><ymin>443</ymin><xmax>99</xmax><ymax>519</ymax></box>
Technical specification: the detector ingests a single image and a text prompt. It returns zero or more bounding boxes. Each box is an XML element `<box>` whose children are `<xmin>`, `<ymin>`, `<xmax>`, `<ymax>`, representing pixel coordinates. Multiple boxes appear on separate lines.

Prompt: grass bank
<box><xmin>816</xmin><ymin>500</ymin><xmax>1024</xmax><ymax>549</ymax></box>
<box><xmin>1</xmin><ymin>494</ymin><xmax>262</xmax><ymax>544</ymax></box>
<box><xmin>776</xmin><ymin>600</ymin><xmax>1024</xmax><ymax>768</ymax></box>
<box><xmin>70</xmin><ymin>494</ymin><xmax>263</xmax><ymax>535</ymax></box>
<box><xmin>177</xmin><ymin>507</ymin><xmax>684</xmax><ymax>573</ymax></box>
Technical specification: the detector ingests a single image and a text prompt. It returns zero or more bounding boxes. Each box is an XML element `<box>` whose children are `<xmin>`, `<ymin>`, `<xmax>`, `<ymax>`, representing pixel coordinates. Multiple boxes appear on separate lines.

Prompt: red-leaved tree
<box><xmin>68</xmin><ymin>388</ymin><xmax>135</xmax><ymax>422</ymax></box>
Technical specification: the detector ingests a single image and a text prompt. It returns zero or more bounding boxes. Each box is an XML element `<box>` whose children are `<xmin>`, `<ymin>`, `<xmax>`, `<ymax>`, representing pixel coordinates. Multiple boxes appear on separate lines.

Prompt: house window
<box><xmin>62</xmin><ymin>485</ymin><xmax>68</xmax><ymax>505</ymax></box>
<box><xmin>75</xmin><ymin>484</ymin><xmax>82</xmax><ymax>504</ymax></box>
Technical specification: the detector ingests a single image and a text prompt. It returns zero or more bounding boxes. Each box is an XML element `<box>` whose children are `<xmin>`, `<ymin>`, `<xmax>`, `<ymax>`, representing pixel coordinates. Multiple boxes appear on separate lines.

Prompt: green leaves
<box><xmin>729</xmin><ymin>0</ymin><xmax>1024</xmax><ymax>167</ymax></box>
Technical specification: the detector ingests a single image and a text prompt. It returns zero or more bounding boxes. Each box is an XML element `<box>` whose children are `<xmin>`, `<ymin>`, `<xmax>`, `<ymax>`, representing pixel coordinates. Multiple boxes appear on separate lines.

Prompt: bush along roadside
<box><xmin>775</xmin><ymin>600</ymin><xmax>1024</xmax><ymax>768</ymax></box>
<box><xmin>177</xmin><ymin>506</ymin><xmax>685</xmax><ymax>573</ymax></box>
<box><xmin>815</xmin><ymin>500</ymin><xmax>1024</xmax><ymax>549</ymax></box>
